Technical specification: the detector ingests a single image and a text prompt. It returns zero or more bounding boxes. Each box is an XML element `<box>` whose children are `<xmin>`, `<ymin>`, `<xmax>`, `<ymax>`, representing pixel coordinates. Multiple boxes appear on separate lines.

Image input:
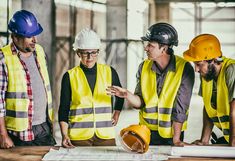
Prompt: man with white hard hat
<box><xmin>58</xmin><ymin>28</ymin><xmax>124</xmax><ymax>148</ymax></box>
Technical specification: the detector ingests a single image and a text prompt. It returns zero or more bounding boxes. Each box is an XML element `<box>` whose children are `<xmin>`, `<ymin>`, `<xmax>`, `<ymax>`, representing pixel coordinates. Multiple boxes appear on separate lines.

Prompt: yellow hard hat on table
<box><xmin>119</xmin><ymin>124</ymin><xmax>151</xmax><ymax>153</ymax></box>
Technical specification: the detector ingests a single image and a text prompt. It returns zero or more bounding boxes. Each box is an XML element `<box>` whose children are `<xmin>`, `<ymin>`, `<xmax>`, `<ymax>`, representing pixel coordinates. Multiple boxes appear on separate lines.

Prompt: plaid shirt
<box><xmin>0</xmin><ymin>43</ymin><xmax>43</xmax><ymax>141</ymax></box>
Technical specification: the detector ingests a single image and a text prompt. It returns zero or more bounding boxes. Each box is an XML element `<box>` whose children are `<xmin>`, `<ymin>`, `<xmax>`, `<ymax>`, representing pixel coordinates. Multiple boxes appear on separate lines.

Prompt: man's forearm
<box><xmin>126</xmin><ymin>91</ymin><xmax>142</xmax><ymax>109</ymax></box>
<box><xmin>229</xmin><ymin>100</ymin><xmax>235</xmax><ymax>146</ymax></box>
<box><xmin>172</xmin><ymin>121</ymin><xmax>183</xmax><ymax>143</ymax></box>
<box><xmin>0</xmin><ymin>117</ymin><xmax>7</xmax><ymax>135</ymax></box>
<box><xmin>201</xmin><ymin>108</ymin><xmax>213</xmax><ymax>143</ymax></box>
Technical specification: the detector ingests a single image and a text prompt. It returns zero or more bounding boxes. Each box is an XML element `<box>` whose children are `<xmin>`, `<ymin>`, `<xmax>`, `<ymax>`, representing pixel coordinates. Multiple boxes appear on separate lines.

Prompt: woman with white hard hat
<box><xmin>58</xmin><ymin>28</ymin><xmax>124</xmax><ymax>148</ymax></box>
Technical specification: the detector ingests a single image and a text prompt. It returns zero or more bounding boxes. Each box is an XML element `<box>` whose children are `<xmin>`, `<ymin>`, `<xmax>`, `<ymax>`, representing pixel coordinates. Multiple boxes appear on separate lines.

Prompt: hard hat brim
<box><xmin>141</xmin><ymin>36</ymin><xmax>150</xmax><ymax>41</ymax></box>
<box><xmin>29</xmin><ymin>23</ymin><xmax>43</xmax><ymax>37</ymax></box>
<box><xmin>120</xmin><ymin>125</ymin><xmax>150</xmax><ymax>153</ymax></box>
<box><xmin>183</xmin><ymin>49</ymin><xmax>222</xmax><ymax>62</ymax></box>
<box><xmin>183</xmin><ymin>50</ymin><xmax>199</xmax><ymax>62</ymax></box>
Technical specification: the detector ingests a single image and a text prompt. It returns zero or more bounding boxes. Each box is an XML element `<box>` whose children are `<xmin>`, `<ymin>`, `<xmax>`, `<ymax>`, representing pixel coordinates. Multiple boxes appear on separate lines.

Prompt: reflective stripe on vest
<box><xmin>139</xmin><ymin>56</ymin><xmax>187</xmax><ymax>138</ymax></box>
<box><xmin>202</xmin><ymin>57</ymin><xmax>235</xmax><ymax>142</ymax></box>
<box><xmin>1</xmin><ymin>44</ymin><xmax>53</xmax><ymax>131</ymax></box>
<box><xmin>68</xmin><ymin>64</ymin><xmax>114</xmax><ymax>140</ymax></box>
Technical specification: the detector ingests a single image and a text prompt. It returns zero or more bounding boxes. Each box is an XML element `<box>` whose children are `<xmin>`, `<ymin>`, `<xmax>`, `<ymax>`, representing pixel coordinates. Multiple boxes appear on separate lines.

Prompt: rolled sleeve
<box><xmin>171</xmin><ymin>112</ymin><xmax>188</xmax><ymax>123</ymax></box>
<box><xmin>171</xmin><ymin>62</ymin><xmax>195</xmax><ymax>123</ymax></box>
<box><xmin>225</xmin><ymin>64</ymin><xmax>235</xmax><ymax>102</ymax></box>
<box><xmin>0</xmin><ymin>109</ymin><xmax>5</xmax><ymax>117</ymax></box>
<box><xmin>134</xmin><ymin>62</ymin><xmax>145</xmax><ymax>107</ymax></box>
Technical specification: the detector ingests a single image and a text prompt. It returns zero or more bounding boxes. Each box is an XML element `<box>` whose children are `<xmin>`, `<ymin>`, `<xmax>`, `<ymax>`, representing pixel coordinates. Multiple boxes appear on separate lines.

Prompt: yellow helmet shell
<box><xmin>183</xmin><ymin>34</ymin><xmax>222</xmax><ymax>61</ymax></box>
<box><xmin>120</xmin><ymin>124</ymin><xmax>151</xmax><ymax>153</ymax></box>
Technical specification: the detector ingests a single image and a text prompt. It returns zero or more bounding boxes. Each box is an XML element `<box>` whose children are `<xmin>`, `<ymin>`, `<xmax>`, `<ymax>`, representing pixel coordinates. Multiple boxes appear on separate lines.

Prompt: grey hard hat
<box><xmin>141</xmin><ymin>22</ymin><xmax>178</xmax><ymax>46</ymax></box>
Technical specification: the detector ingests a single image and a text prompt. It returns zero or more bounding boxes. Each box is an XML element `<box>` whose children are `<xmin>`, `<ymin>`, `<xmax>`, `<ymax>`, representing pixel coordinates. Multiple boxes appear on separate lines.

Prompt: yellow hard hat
<box><xmin>183</xmin><ymin>34</ymin><xmax>222</xmax><ymax>61</ymax></box>
<box><xmin>120</xmin><ymin>124</ymin><xmax>151</xmax><ymax>153</ymax></box>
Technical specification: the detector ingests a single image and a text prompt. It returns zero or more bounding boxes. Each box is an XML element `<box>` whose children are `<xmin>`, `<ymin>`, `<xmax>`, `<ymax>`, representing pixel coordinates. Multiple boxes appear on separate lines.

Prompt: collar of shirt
<box><xmin>80</xmin><ymin>63</ymin><xmax>97</xmax><ymax>74</ymax></box>
<box><xmin>10</xmin><ymin>42</ymin><xmax>37</xmax><ymax>58</ymax></box>
<box><xmin>151</xmin><ymin>54</ymin><xmax>176</xmax><ymax>75</ymax></box>
<box><xmin>10</xmin><ymin>42</ymin><xmax>20</xmax><ymax>55</ymax></box>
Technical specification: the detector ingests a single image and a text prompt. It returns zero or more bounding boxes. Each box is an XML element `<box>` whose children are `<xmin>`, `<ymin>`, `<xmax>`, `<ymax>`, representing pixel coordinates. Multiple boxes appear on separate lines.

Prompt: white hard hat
<box><xmin>73</xmin><ymin>28</ymin><xmax>101</xmax><ymax>50</ymax></box>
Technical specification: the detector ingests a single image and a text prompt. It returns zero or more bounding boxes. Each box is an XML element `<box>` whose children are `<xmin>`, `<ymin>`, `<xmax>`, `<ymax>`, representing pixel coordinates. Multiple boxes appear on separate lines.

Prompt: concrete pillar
<box><xmin>149</xmin><ymin>2</ymin><xmax>170</xmax><ymax>25</ymax></box>
<box><xmin>106</xmin><ymin>0</ymin><xmax>127</xmax><ymax>88</ymax></box>
<box><xmin>22</xmin><ymin>0</ymin><xmax>55</xmax><ymax>83</ymax></box>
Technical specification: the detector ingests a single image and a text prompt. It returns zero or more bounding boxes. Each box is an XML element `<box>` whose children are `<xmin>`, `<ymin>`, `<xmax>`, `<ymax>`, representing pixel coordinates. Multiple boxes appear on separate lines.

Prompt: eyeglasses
<box><xmin>78</xmin><ymin>50</ymin><xmax>99</xmax><ymax>58</ymax></box>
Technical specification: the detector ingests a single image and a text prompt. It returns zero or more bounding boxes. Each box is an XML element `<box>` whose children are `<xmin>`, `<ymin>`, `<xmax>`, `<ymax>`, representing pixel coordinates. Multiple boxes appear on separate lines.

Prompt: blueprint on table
<box><xmin>42</xmin><ymin>146</ymin><xmax>170</xmax><ymax>161</ymax></box>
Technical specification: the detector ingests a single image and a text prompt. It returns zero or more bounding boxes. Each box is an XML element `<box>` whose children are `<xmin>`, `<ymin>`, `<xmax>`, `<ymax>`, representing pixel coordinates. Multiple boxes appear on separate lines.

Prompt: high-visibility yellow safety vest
<box><xmin>68</xmin><ymin>64</ymin><xmax>115</xmax><ymax>140</ymax></box>
<box><xmin>1</xmin><ymin>44</ymin><xmax>53</xmax><ymax>131</ymax></box>
<box><xmin>139</xmin><ymin>56</ymin><xmax>187</xmax><ymax>138</ymax></box>
<box><xmin>202</xmin><ymin>57</ymin><xmax>235</xmax><ymax>142</ymax></box>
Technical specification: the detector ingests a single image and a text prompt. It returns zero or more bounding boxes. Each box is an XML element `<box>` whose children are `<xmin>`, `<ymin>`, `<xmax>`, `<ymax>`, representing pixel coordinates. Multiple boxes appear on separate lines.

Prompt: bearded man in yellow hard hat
<box><xmin>183</xmin><ymin>34</ymin><xmax>235</xmax><ymax>147</ymax></box>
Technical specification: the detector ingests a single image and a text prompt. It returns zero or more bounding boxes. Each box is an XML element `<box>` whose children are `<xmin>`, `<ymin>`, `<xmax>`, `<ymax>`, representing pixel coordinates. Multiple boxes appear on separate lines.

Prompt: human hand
<box><xmin>191</xmin><ymin>139</ymin><xmax>209</xmax><ymax>146</ymax></box>
<box><xmin>0</xmin><ymin>133</ymin><xmax>14</xmax><ymax>149</ymax></box>
<box><xmin>106</xmin><ymin>86</ymin><xmax>128</xmax><ymax>98</ymax></box>
<box><xmin>112</xmin><ymin>110</ymin><xmax>121</xmax><ymax>126</ymax></box>
<box><xmin>62</xmin><ymin>135</ymin><xmax>75</xmax><ymax>148</ymax></box>
<box><xmin>173</xmin><ymin>139</ymin><xmax>191</xmax><ymax>147</ymax></box>
<box><xmin>229</xmin><ymin>137</ymin><xmax>235</xmax><ymax>147</ymax></box>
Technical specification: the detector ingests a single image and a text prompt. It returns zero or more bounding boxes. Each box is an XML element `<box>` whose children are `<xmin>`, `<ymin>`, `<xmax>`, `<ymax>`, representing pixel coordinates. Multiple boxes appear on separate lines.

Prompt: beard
<box><xmin>203</xmin><ymin>63</ymin><xmax>217</xmax><ymax>81</ymax></box>
<box><xmin>25</xmin><ymin>47</ymin><xmax>34</xmax><ymax>52</ymax></box>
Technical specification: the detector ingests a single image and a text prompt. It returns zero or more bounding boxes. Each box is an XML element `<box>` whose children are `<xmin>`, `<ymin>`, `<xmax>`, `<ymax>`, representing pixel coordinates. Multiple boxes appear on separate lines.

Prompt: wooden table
<box><xmin>0</xmin><ymin>146</ymin><xmax>56</xmax><ymax>161</ymax></box>
<box><xmin>0</xmin><ymin>146</ymin><xmax>234</xmax><ymax>161</ymax></box>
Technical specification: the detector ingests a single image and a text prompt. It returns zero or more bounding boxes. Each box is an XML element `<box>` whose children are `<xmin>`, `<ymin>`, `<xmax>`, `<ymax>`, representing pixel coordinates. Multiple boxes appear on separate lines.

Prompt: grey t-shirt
<box><xmin>134</xmin><ymin>55</ymin><xmax>195</xmax><ymax>123</ymax></box>
<box><xmin>198</xmin><ymin>63</ymin><xmax>235</xmax><ymax>108</ymax></box>
<box><xmin>20</xmin><ymin>54</ymin><xmax>47</xmax><ymax>125</ymax></box>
